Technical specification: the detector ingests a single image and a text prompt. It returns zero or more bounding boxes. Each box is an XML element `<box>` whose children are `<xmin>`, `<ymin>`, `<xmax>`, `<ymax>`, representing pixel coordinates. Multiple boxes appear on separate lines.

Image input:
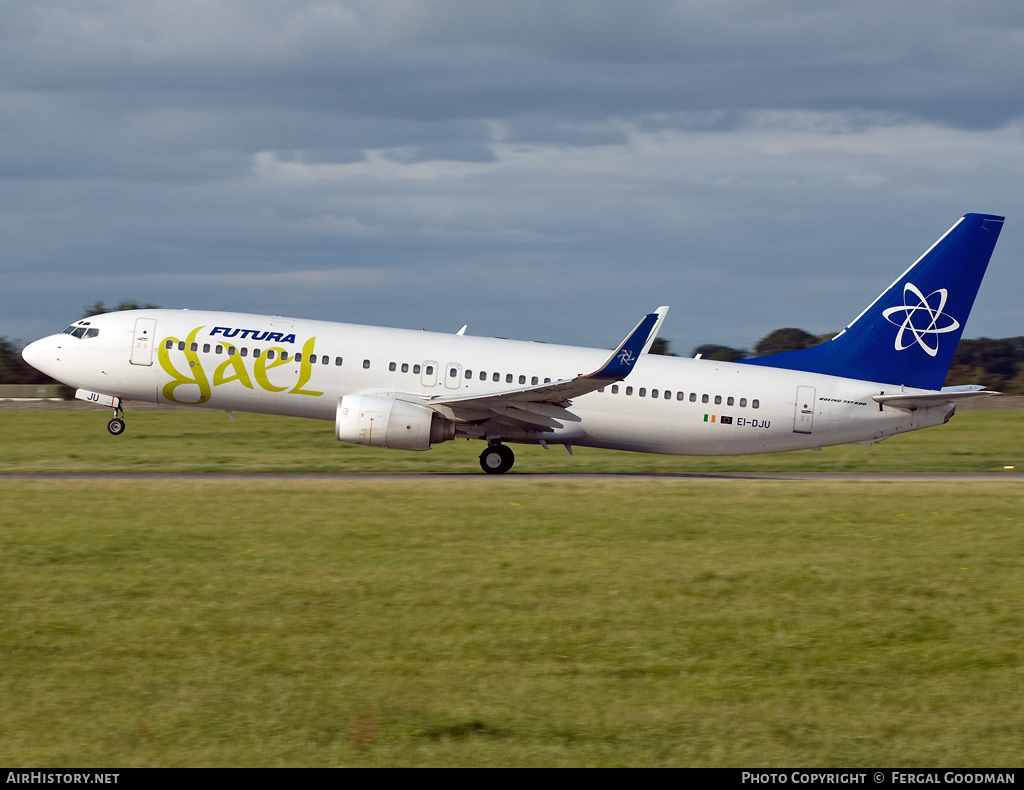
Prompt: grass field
<box><xmin>0</xmin><ymin>410</ymin><xmax>1022</xmax><ymax>766</ymax></box>
<box><xmin>0</xmin><ymin>407</ymin><xmax>1021</xmax><ymax>474</ymax></box>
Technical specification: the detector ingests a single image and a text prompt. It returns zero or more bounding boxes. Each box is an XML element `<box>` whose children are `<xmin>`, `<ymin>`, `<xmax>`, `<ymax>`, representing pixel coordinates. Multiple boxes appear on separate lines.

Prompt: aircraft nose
<box><xmin>22</xmin><ymin>337</ymin><xmax>54</xmax><ymax>375</ymax></box>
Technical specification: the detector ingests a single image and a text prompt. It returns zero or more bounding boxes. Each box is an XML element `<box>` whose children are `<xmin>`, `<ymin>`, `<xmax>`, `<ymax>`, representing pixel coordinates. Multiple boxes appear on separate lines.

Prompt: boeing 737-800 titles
<box><xmin>22</xmin><ymin>213</ymin><xmax>1005</xmax><ymax>473</ymax></box>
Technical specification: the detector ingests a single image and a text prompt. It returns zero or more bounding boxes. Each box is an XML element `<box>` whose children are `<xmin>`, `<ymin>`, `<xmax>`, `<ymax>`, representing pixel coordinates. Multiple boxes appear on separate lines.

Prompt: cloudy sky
<box><xmin>3</xmin><ymin>0</ymin><xmax>1022</xmax><ymax>354</ymax></box>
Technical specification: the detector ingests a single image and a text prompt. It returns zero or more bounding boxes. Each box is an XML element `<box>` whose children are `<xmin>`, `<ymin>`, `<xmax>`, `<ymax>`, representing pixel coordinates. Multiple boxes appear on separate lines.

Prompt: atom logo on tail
<box><xmin>882</xmin><ymin>283</ymin><xmax>960</xmax><ymax>357</ymax></box>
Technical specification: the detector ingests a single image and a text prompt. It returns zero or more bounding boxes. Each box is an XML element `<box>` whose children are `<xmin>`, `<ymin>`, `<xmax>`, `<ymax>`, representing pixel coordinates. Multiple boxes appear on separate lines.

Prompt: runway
<box><xmin>1</xmin><ymin>472</ymin><xmax>1020</xmax><ymax>482</ymax></box>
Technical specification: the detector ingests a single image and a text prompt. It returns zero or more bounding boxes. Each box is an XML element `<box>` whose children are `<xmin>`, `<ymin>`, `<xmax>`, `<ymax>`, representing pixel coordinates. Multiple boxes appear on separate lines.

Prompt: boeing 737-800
<box><xmin>22</xmin><ymin>213</ymin><xmax>1005</xmax><ymax>473</ymax></box>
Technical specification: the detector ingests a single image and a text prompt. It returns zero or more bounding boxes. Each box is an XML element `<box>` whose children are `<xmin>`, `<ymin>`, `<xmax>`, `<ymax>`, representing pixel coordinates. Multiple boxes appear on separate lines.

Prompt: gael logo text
<box><xmin>158</xmin><ymin>326</ymin><xmax>324</xmax><ymax>404</ymax></box>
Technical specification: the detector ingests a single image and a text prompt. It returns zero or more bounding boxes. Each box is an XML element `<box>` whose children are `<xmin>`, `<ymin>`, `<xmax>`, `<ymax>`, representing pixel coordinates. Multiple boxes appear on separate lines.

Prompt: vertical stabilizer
<box><xmin>741</xmin><ymin>213</ymin><xmax>1004</xmax><ymax>390</ymax></box>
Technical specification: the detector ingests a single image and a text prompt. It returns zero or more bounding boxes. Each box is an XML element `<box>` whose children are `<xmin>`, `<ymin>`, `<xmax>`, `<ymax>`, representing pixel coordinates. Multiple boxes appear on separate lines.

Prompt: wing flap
<box><xmin>489</xmin><ymin>405</ymin><xmax>563</xmax><ymax>430</ymax></box>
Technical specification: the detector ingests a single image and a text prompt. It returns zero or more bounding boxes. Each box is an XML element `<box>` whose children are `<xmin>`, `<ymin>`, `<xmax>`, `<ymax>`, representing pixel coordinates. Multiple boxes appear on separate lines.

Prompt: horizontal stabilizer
<box><xmin>872</xmin><ymin>389</ymin><xmax>1000</xmax><ymax>411</ymax></box>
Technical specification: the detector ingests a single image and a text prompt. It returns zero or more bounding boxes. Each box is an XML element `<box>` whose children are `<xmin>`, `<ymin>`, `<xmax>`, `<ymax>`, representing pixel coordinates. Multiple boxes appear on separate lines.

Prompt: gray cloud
<box><xmin>2</xmin><ymin>0</ymin><xmax>1022</xmax><ymax>350</ymax></box>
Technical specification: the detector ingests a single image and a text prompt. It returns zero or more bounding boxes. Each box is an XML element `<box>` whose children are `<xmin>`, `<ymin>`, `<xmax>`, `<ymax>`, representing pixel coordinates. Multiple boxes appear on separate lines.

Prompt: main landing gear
<box><xmin>107</xmin><ymin>405</ymin><xmax>126</xmax><ymax>436</ymax></box>
<box><xmin>479</xmin><ymin>442</ymin><xmax>515</xmax><ymax>474</ymax></box>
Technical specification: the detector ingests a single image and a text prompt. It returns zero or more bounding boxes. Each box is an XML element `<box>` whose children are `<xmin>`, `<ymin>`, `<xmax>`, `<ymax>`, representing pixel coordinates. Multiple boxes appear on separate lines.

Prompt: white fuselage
<box><xmin>24</xmin><ymin>308</ymin><xmax>950</xmax><ymax>455</ymax></box>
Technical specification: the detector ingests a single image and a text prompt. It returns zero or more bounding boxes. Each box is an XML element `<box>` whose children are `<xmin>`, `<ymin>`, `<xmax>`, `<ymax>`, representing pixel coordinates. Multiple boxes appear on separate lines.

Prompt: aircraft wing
<box><xmin>414</xmin><ymin>307</ymin><xmax>668</xmax><ymax>430</ymax></box>
<box><xmin>872</xmin><ymin>386</ymin><xmax>1000</xmax><ymax>411</ymax></box>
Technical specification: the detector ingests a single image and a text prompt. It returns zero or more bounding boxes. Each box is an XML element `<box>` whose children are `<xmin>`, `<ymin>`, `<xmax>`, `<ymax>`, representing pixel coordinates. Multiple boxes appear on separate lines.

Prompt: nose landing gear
<box><xmin>479</xmin><ymin>442</ymin><xmax>515</xmax><ymax>474</ymax></box>
<box><xmin>72</xmin><ymin>389</ymin><xmax>127</xmax><ymax>436</ymax></box>
<box><xmin>107</xmin><ymin>404</ymin><xmax>126</xmax><ymax>436</ymax></box>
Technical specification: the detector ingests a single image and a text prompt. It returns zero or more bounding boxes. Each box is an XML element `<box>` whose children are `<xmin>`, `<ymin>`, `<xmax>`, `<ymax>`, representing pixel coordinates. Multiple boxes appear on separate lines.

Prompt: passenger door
<box><xmin>130</xmin><ymin>318</ymin><xmax>157</xmax><ymax>366</ymax></box>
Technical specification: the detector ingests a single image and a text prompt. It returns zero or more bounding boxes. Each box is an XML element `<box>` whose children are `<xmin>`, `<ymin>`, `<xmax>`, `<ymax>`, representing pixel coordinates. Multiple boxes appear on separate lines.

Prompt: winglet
<box><xmin>589</xmin><ymin>306</ymin><xmax>668</xmax><ymax>380</ymax></box>
<box><xmin>640</xmin><ymin>306</ymin><xmax>670</xmax><ymax>354</ymax></box>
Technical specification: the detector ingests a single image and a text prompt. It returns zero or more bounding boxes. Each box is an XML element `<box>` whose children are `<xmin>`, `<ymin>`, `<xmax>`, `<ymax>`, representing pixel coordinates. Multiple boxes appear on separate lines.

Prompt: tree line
<box><xmin>2</xmin><ymin>306</ymin><xmax>1022</xmax><ymax>394</ymax></box>
<box><xmin>654</xmin><ymin>328</ymin><xmax>1024</xmax><ymax>394</ymax></box>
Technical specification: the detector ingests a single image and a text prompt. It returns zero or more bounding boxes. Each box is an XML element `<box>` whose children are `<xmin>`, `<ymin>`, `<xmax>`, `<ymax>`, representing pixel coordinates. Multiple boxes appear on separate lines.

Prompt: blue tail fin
<box><xmin>741</xmin><ymin>213</ymin><xmax>1004</xmax><ymax>390</ymax></box>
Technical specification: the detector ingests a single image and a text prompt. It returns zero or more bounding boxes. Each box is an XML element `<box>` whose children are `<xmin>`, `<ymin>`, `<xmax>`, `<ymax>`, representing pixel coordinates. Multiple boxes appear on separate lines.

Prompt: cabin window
<box><xmin>166</xmin><ymin>340</ymin><xmax>174</xmax><ymax>349</ymax></box>
<box><xmin>639</xmin><ymin>388</ymin><xmax>647</xmax><ymax>397</ymax></box>
<box><xmin>293</xmin><ymin>352</ymin><xmax>300</xmax><ymax>361</ymax></box>
<box><xmin>190</xmin><ymin>343</ymin><xmax>198</xmax><ymax>352</ymax></box>
<box><xmin>363</xmin><ymin>359</ymin><xmax>370</xmax><ymax>369</ymax></box>
<box><xmin>253</xmin><ymin>349</ymin><xmax>261</xmax><ymax>358</ymax></box>
<box><xmin>598</xmin><ymin>387</ymin><xmax>605</xmax><ymax>393</ymax></box>
<box><xmin>727</xmin><ymin>396</ymin><xmax>734</xmax><ymax>406</ymax></box>
<box><xmin>425</xmin><ymin>365</ymin><xmax>433</xmax><ymax>375</ymax></box>
<box><xmin>493</xmin><ymin>372</ymin><xmax>500</xmax><ymax>382</ymax></box>
<box><xmin>702</xmin><ymin>394</ymin><xmax>709</xmax><ymax>404</ymax></box>
<box><xmin>266</xmin><ymin>350</ymin><xmax>275</xmax><ymax>360</ymax></box>
<box><xmin>203</xmin><ymin>344</ymin><xmax>211</xmax><ymax>353</ymax></box>
<box><xmin>740</xmin><ymin>398</ymin><xmax>747</xmax><ymax>407</ymax></box>
<box><xmin>611</xmin><ymin>385</ymin><xmax>619</xmax><ymax>394</ymax></box>
<box><xmin>449</xmin><ymin>367</ymin><xmax>458</xmax><ymax>378</ymax></box>
<box><xmin>689</xmin><ymin>392</ymin><xmax>697</xmax><ymax>402</ymax></box>
<box><xmin>518</xmin><ymin>375</ymin><xmax>526</xmax><ymax>385</ymax></box>
<box><xmin>664</xmin><ymin>390</ymin><xmax>672</xmax><ymax>400</ymax></box>
<box><xmin>402</xmin><ymin>363</ymin><xmax>409</xmax><ymax>373</ymax></box>
<box><xmin>414</xmin><ymin>364</ymin><xmax>421</xmax><ymax>374</ymax></box>
<box><xmin>479</xmin><ymin>371</ymin><xmax>486</xmax><ymax>381</ymax></box>
<box><xmin>335</xmin><ymin>357</ymin><xmax>343</xmax><ymax>366</ymax></box>
<box><xmin>506</xmin><ymin>374</ymin><xmax>513</xmax><ymax>383</ymax></box>
<box><xmin>310</xmin><ymin>354</ymin><xmax>318</xmax><ymax>363</ymax></box>
<box><xmin>651</xmin><ymin>389</ymin><xmax>658</xmax><ymax>398</ymax></box>
<box><xmin>677</xmin><ymin>391</ymin><xmax>685</xmax><ymax>400</ymax></box>
<box><xmin>280</xmin><ymin>351</ymin><xmax>288</xmax><ymax>361</ymax></box>
<box><xmin>752</xmin><ymin>399</ymin><xmax>760</xmax><ymax>409</ymax></box>
<box><xmin>714</xmin><ymin>395</ymin><xmax>722</xmax><ymax>405</ymax></box>
<box><xmin>626</xmin><ymin>386</ymin><xmax>633</xmax><ymax>396</ymax></box>
<box><xmin>215</xmin><ymin>345</ymin><xmax>223</xmax><ymax>355</ymax></box>
<box><xmin>240</xmin><ymin>348</ymin><xmax>248</xmax><ymax>357</ymax></box>
<box><xmin>389</xmin><ymin>362</ymin><xmax>397</xmax><ymax>372</ymax></box>
<box><xmin>545</xmin><ymin>378</ymin><xmax>551</xmax><ymax>383</ymax></box>
<box><xmin>531</xmin><ymin>376</ymin><xmax>538</xmax><ymax>385</ymax></box>
<box><xmin>228</xmin><ymin>347</ymin><xmax>236</xmax><ymax>357</ymax></box>
<box><xmin>465</xmin><ymin>369</ymin><xmax>473</xmax><ymax>379</ymax></box>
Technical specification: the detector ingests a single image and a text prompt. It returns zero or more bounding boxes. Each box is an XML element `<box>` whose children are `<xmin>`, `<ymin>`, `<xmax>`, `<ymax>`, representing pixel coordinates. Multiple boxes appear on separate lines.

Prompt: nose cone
<box><xmin>22</xmin><ymin>337</ymin><xmax>55</xmax><ymax>377</ymax></box>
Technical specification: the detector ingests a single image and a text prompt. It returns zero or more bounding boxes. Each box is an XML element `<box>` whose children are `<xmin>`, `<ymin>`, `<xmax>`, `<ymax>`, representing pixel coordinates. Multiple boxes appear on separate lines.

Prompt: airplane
<box><xmin>21</xmin><ymin>212</ymin><xmax>1004</xmax><ymax>474</ymax></box>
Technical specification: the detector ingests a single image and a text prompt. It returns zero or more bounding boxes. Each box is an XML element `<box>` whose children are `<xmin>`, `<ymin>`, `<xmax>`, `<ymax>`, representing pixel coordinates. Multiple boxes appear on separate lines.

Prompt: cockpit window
<box><xmin>61</xmin><ymin>322</ymin><xmax>99</xmax><ymax>339</ymax></box>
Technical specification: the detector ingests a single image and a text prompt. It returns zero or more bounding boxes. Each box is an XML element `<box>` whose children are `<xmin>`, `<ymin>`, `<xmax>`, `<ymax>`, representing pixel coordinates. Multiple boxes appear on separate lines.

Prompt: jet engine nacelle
<box><xmin>336</xmin><ymin>394</ymin><xmax>455</xmax><ymax>451</ymax></box>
